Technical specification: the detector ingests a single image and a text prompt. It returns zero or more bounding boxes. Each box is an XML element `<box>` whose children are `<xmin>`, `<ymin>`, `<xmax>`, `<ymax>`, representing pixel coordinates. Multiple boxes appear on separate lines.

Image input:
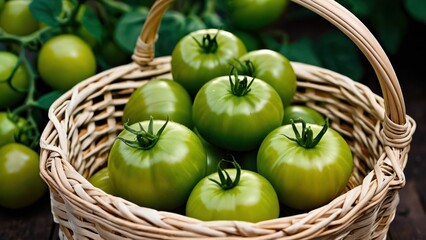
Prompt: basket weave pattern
<box><xmin>40</xmin><ymin>0</ymin><xmax>416</xmax><ymax>239</ymax></box>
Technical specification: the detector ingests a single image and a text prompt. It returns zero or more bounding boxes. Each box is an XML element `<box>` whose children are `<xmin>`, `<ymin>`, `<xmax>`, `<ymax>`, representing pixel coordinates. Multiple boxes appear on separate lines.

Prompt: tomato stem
<box><xmin>117</xmin><ymin>116</ymin><xmax>168</xmax><ymax>150</ymax></box>
<box><xmin>209</xmin><ymin>156</ymin><xmax>241</xmax><ymax>190</ymax></box>
<box><xmin>229</xmin><ymin>67</ymin><xmax>254</xmax><ymax>96</ymax></box>
<box><xmin>191</xmin><ymin>29</ymin><xmax>220</xmax><ymax>53</ymax></box>
<box><xmin>232</xmin><ymin>59</ymin><xmax>255</xmax><ymax>77</ymax></box>
<box><xmin>284</xmin><ymin>118</ymin><xmax>329</xmax><ymax>148</ymax></box>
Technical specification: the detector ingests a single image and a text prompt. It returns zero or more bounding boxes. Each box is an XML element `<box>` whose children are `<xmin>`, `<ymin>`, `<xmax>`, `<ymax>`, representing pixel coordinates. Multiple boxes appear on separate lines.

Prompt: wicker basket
<box><xmin>39</xmin><ymin>0</ymin><xmax>416</xmax><ymax>239</ymax></box>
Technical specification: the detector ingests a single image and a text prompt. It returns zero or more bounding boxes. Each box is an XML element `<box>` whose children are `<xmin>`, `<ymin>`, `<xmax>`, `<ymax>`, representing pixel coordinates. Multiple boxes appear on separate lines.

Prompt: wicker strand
<box><xmin>132</xmin><ymin>0</ymin><xmax>173</xmax><ymax>66</ymax></box>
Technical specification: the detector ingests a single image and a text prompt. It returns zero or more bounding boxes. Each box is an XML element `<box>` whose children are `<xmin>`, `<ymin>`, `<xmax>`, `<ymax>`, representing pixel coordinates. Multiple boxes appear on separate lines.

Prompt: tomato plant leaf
<box><xmin>81</xmin><ymin>6</ymin><xmax>103</xmax><ymax>42</ymax></box>
<box><xmin>29</xmin><ymin>0</ymin><xmax>62</xmax><ymax>27</ymax></box>
<box><xmin>34</xmin><ymin>91</ymin><xmax>63</xmax><ymax>110</ymax></box>
<box><xmin>183</xmin><ymin>14</ymin><xmax>206</xmax><ymax>36</ymax></box>
<box><xmin>370</xmin><ymin>0</ymin><xmax>408</xmax><ymax>54</ymax></box>
<box><xmin>115</xmin><ymin>8</ymin><xmax>149</xmax><ymax>55</ymax></box>
<box><xmin>315</xmin><ymin>31</ymin><xmax>363</xmax><ymax>82</ymax></box>
<box><xmin>404</xmin><ymin>0</ymin><xmax>426</xmax><ymax>23</ymax></box>
<box><xmin>279</xmin><ymin>37</ymin><xmax>322</xmax><ymax>67</ymax></box>
<box><xmin>201</xmin><ymin>11</ymin><xmax>225</xmax><ymax>29</ymax></box>
<box><xmin>156</xmin><ymin>10</ymin><xmax>186</xmax><ymax>56</ymax></box>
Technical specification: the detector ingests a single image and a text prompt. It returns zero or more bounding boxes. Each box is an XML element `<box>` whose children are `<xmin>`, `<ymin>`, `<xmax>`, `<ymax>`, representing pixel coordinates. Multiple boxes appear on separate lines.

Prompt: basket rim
<box><xmin>39</xmin><ymin>57</ymin><xmax>416</xmax><ymax>239</ymax></box>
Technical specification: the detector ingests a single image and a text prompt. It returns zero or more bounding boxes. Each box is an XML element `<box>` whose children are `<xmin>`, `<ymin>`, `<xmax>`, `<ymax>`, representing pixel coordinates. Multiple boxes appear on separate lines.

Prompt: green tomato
<box><xmin>171</xmin><ymin>28</ymin><xmax>247</xmax><ymax>96</ymax></box>
<box><xmin>108</xmin><ymin>119</ymin><xmax>206</xmax><ymax>210</ymax></box>
<box><xmin>88</xmin><ymin>167</ymin><xmax>115</xmax><ymax>195</ymax></box>
<box><xmin>193</xmin><ymin>75</ymin><xmax>284</xmax><ymax>151</ymax></box>
<box><xmin>37</xmin><ymin>34</ymin><xmax>97</xmax><ymax>91</ymax></box>
<box><xmin>0</xmin><ymin>51</ymin><xmax>29</xmax><ymax>109</ymax></box>
<box><xmin>186</xmin><ymin>159</ymin><xmax>279</xmax><ymax>222</ymax></box>
<box><xmin>122</xmin><ymin>79</ymin><xmax>193</xmax><ymax>128</ymax></box>
<box><xmin>0</xmin><ymin>0</ymin><xmax>39</xmax><ymax>36</ymax></box>
<box><xmin>257</xmin><ymin>119</ymin><xmax>353</xmax><ymax>210</ymax></box>
<box><xmin>0</xmin><ymin>143</ymin><xmax>47</xmax><ymax>209</ymax></box>
<box><xmin>75</xmin><ymin>4</ymin><xmax>97</xmax><ymax>47</ymax></box>
<box><xmin>282</xmin><ymin>105</ymin><xmax>325</xmax><ymax>125</ymax></box>
<box><xmin>226</xmin><ymin>0</ymin><xmax>289</xmax><ymax>30</ymax></box>
<box><xmin>0</xmin><ymin>112</ymin><xmax>27</xmax><ymax>147</ymax></box>
<box><xmin>236</xmin><ymin>49</ymin><xmax>297</xmax><ymax>108</ymax></box>
<box><xmin>39</xmin><ymin>0</ymin><xmax>73</xmax><ymax>27</ymax></box>
<box><xmin>39</xmin><ymin>1</ymin><xmax>97</xmax><ymax>47</ymax></box>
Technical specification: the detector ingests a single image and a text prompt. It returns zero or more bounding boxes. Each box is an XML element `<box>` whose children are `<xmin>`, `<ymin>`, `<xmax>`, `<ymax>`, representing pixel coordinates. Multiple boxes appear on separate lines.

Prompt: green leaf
<box><xmin>29</xmin><ymin>0</ymin><xmax>63</xmax><ymax>27</ymax></box>
<box><xmin>114</xmin><ymin>8</ymin><xmax>149</xmax><ymax>55</ymax></box>
<box><xmin>34</xmin><ymin>91</ymin><xmax>63</xmax><ymax>110</ymax></box>
<box><xmin>201</xmin><ymin>11</ymin><xmax>225</xmax><ymax>29</ymax></box>
<box><xmin>315</xmin><ymin>31</ymin><xmax>363</xmax><ymax>81</ymax></box>
<box><xmin>183</xmin><ymin>14</ymin><xmax>206</xmax><ymax>36</ymax></box>
<box><xmin>404</xmin><ymin>0</ymin><xmax>426</xmax><ymax>23</ymax></box>
<box><xmin>370</xmin><ymin>0</ymin><xmax>408</xmax><ymax>54</ymax></box>
<box><xmin>81</xmin><ymin>6</ymin><xmax>104</xmax><ymax>42</ymax></box>
<box><xmin>280</xmin><ymin>37</ymin><xmax>322</xmax><ymax>67</ymax></box>
<box><xmin>155</xmin><ymin>10</ymin><xmax>186</xmax><ymax>56</ymax></box>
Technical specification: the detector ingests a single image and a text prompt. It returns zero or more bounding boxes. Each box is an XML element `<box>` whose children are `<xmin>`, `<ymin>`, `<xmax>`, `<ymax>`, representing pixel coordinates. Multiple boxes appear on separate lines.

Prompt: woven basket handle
<box><xmin>132</xmin><ymin>0</ymin><xmax>407</xmax><ymax>127</ymax></box>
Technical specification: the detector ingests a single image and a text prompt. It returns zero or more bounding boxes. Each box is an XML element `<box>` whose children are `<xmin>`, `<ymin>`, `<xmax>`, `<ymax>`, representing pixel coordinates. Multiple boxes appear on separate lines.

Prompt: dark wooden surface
<box><xmin>1</xmin><ymin>19</ymin><xmax>425</xmax><ymax>240</ymax></box>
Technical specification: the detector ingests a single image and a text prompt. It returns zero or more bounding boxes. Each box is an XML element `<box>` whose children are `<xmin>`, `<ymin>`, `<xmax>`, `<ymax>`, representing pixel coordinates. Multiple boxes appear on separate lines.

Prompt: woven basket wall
<box><xmin>39</xmin><ymin>0</ymin><xmax>416</xmax><ymax>239</ymax></box>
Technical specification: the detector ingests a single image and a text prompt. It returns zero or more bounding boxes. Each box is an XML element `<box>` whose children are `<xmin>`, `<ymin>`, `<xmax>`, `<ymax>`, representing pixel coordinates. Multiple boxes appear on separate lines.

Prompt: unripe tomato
<box><xmin>0</xmin><ymin>112</ymin><xmax>27</xmax><ymax>148</ymax></box>
<box><xmin>122</xmin><ymin>79</ymin><xmax>193</xmax><ymax>128</ymax></box>
<box><xmin>226</xmin><ymin>0</ymin><xmax>289</xmax><ymax>30</ymax></box>
<box><xmin>37</xmin><ymin>34</ymin><xmax>97</xmax><ymax>91</ymax></box>
<box><xmin>0</xmin><ymin>0</ymin><xmax>39</xmax><ymax>36</ymax></box>
<box><xmin>0</xmin><ymin>51</ymin><xmax>29</xmax><ymax>109</ymax></box>
<box><xmin>0</xmin><ymin>143</ymin><xmax>47</xmax><ymax>209</ymax></box>
<box><xmin>282</xmin><ymin>105</ymin><xmax>325</xmax><ymax>125</ymax></box>
<box><xmin>88</xmin><ymin>167</ymin><xmax>115</xmax><ymax>195</ymax></box>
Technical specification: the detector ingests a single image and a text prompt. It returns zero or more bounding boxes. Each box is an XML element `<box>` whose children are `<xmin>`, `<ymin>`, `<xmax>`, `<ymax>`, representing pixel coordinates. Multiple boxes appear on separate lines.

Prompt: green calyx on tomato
<box><xmin>257</xmin><ymin>117</ymin><xmax>353</xmax><ymax>210</ymax></box>
<box><xmin>118</xmin><ymin>116</ymin><xmax>168</xmax><ymax>150</ymax></box>
<box><xmin>193</xmin><ymin>72</ymin><xmax>284</xmax><ymax>151</ymax></box>
<box><xmin>284</xmin><ymin>118</ymin><xmax>328</xmax><ymax>149</ymax></box>
<box><xmin>171</xmin><ymin>28</ymin><xmax>247</xmax><ymax>96</ymax></box>
<box><xmin>185</xmin><ymin>155</ymin><xmax>280</xmax><ymax>222</ymax></box>
<box><xmin>209</xmin><ymin>157</ymin><xmax>241</xmax><ymax>190</ymax></box>
<box><xmin>235</xmin><ymin>49</ymin><xmax>297</xmax><ymax>108</ymax></box>
<box><xmin>192</xmin><ymin>29</ymin><xmax>219</xmax><ymax>53</ymax></box>
<box><xmin>108</xmin><ymin>118</ymin><xmax>206</xmax><ymax>210</ymax></box>
<box><xmin>228</xmin><ymin>69</ymin><xmax>254</xmax><ymax>96</ymax></box>
<box><xmin>232</xmin><ymin>58</ymin><xmax>255</xmax><ymax>77</ymax></box>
